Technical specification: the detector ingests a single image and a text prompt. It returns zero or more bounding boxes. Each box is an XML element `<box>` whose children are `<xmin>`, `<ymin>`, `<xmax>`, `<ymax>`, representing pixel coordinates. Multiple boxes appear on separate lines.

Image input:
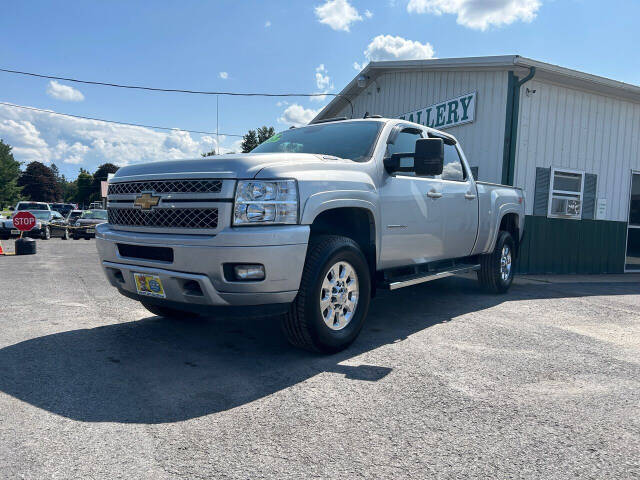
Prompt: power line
<box><xmin>0</xmin><ymin>101</ymin><xmax>244</xmax><ymax>137</ymax></box>
<box><xmin>0</xmin><ymin>67</ymin><xmax>354</xmax><ymax>115</ymax></box>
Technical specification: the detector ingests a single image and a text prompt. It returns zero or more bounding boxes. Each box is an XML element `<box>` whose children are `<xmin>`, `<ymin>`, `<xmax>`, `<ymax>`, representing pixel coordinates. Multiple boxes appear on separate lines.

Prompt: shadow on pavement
<box><xmin>0</xmin><ymin>277</ymin><xmax>636</xmax><ymax>423</ymax></box>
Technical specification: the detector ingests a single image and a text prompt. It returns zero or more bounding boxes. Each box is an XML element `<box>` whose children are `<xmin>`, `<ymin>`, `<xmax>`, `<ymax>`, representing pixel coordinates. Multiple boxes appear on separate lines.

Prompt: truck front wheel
<box><xmin>477</xmin><ymin>230</ymin><xmax>515</xmax><ymax>293</ymax></box>
<box><xmin>282</xmin><ymin>235</ymin><xmax>371</xmax><ymax>353</ymax></box>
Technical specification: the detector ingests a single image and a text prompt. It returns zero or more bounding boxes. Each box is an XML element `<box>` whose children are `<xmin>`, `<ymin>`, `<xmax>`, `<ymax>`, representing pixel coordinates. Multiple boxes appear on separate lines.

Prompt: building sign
<box><xmin>399</xmin><ymin>92</ymin><xmax>476</xmax><ymax>129</ymax></box>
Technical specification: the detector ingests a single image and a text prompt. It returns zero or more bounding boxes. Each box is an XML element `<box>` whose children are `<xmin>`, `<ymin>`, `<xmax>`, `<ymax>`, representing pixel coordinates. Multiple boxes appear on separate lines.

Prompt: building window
<box><xmin>547</xmin><ymin>168</ymin><xmax>585</xmax><ymax>219</ymax></box>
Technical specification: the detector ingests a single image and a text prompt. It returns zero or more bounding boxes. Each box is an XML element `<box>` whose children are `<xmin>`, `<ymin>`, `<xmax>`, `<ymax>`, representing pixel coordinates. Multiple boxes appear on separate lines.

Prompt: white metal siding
<box><xmin>334</xmin><ymin>70</ymin><xmax>509</xmax><ymax>183</ymax></box>
<box><xmin>514</xmin><ymin>79</ymin><xmax>640</xmax><ymax>221</ymax></box>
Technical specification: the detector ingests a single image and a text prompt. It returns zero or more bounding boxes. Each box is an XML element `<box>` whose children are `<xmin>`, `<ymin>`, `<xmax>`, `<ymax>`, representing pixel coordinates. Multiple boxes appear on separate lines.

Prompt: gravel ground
<box><xmin>0</xmin><ymin>239</ymin><xmax>639</xmax><ymax>479</ymax></box>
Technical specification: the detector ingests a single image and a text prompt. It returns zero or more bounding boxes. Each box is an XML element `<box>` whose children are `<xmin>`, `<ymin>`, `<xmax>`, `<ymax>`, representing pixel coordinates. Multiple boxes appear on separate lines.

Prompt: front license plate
<box><xmin>86</xmin><ymin>228</ymin><xmax>95</xmax><ymax>234</ymax></box>
<box><xmin>134</xmin><ymin>273</ymin><xmax>166</xmax><ymax>298</ymax></box>
<box><xmin>11</xmin><ymin>229</ymin><xmax>19</xmax><ymax>235</ymax></box>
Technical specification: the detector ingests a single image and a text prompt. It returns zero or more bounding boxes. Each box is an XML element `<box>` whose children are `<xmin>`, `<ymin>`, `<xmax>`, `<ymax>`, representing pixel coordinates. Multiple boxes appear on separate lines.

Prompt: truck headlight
<box><xmin>233</xmin><ymin>179</ymin><xmax>298</xmax><ymax>225</ymax></box>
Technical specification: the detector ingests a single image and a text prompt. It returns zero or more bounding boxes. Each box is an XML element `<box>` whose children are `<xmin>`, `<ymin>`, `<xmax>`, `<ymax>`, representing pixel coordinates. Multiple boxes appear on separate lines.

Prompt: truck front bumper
<box><xmin>95</xmin><ymin>223</ymin><xmax>309</xmax><ymax>313</ymax></box>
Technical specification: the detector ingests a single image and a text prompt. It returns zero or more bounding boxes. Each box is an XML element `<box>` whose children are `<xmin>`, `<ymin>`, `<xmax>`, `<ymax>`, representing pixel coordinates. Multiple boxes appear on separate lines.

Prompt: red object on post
<box><xmin>12</xmin><ymin>211</ymin><xmax>37</xmax><ymax>232</ymax></box>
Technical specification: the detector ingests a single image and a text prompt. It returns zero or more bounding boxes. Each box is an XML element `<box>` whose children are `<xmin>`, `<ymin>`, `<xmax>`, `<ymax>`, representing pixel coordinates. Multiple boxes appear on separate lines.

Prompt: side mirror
<box><xmin>413</xmin><ymin>138</ymin><xmax>444</xmax><ymax>176</ymax></box>
<box><xmin>8</xmin><ymin>206</ymin><xmax>14</xmax><ymax>212</ymax></box>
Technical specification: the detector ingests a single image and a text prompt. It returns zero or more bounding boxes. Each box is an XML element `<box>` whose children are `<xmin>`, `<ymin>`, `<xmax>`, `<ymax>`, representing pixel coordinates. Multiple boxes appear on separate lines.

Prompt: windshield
<box><xmin>17</xmin><ymin>202</ymin><xmax>49</xmax><ymax>211</ymax></box>
<box><xmin>81</xmin><ymin>210</ymin><xmax>108</xmax><ymax>220</ymax></box>
<box><xmin>29</xmin><ymin>211</ymin><xmax>52</xmax><ymax>220</ymax></box>
<box><xmin>251</xmin><ymin>121</ymin><xmax>382</xmax><ymax>162</ymax></box>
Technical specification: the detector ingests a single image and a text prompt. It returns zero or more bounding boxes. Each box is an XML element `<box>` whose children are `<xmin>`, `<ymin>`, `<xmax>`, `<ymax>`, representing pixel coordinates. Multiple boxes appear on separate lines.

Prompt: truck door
<box><xmin>379</xmin><ymin>127</ymin><xmax>447</xmax><ymax>269</ymax></box>
<box><xmin>438</xmin><ymin>143</ymin><xmax>478</xmax><ymax>258</ymax></box>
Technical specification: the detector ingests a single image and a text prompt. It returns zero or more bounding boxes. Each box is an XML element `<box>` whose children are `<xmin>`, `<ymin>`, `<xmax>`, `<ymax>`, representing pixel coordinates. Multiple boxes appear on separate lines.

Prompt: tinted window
<box><xmin>441</xmin><ymin>144</ymin><xmax>466</xmax><ymax>181</ymax></box>
<box><xmin>386</xmin><ymin>130</ymin><xmax>422</xmax><ymax>158</ymax></box>
<box><xmin>251</xmin><ymin>121</ymin><xmax>382</xmax><ymax>162</ymax></box>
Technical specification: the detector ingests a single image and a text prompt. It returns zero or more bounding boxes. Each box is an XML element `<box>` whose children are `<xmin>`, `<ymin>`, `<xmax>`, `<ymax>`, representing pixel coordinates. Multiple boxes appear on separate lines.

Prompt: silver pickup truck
<box><xmin>97</xmin><ymin>117</ymin><xmax>524</xmax><ymax>353</ymax></box>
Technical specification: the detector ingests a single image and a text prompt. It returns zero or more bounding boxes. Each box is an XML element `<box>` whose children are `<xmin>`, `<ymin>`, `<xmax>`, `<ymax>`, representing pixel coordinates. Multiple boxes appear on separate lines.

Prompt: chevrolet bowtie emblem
<box><xmin>134</xmin><ymin>192</ymin><xmax>161</xmax><ymax>210</ymax></box>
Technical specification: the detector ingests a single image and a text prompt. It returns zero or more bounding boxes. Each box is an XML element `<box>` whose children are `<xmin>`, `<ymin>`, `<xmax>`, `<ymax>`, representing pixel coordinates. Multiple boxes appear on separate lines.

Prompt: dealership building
<box><xmin>314</xmin><ymin>55</ymin><xmax>640</xmax><ymax>274</ymax></box>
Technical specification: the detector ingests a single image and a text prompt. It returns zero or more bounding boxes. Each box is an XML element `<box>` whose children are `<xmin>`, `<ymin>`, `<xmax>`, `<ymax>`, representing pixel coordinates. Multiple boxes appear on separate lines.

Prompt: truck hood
<box><xmin>111</xmin><ymin>153</ymin><xmax>347</xmax><ymax>181</ymax></box>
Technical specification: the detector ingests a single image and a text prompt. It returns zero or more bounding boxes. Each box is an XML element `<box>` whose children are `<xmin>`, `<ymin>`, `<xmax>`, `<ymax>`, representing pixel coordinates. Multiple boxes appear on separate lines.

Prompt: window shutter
<box><xmin>470</xmin><ymin>166</ymin><xmax>479</xmax><ymax>180</ymax></box>
<box><xmin>533</xmin><ymin>167</ymin><xmax>551</xmax><ymax>216</ymax></box>
<box><xmin>581</xmin><ymin>174</ymin><xmax>597</xmax><ymax>219</ymax></box>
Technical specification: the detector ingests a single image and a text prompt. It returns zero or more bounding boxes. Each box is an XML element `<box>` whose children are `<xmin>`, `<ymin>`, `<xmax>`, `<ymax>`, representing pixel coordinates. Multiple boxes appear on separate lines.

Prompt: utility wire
<box><xmin>0</xmin><ymin>101</ymin><xmax>244</xmax><ymax>137</ymax></box>
<box><xmin>0</xmin><ymin>67</ymin><xmax>354</xmax><ymax>116</ymax></box>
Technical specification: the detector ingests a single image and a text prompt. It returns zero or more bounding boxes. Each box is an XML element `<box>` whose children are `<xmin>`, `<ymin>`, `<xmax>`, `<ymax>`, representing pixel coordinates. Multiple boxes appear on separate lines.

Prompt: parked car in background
<box><xmin>50</xmin><ymin>203</ymin><xmax>77</xmax><ymax>218</ymax></box>
<box><xmin>89</xmin><ymin>201</ymin><xmax>104</xmax><ymax>210</ymax></box>
<box><xmin>72</xmin><ymin>209</ymin><xmax>108</xmax><ymax>240</ymax></box>
<box><xmin>0</xmin><ymin>210</ymin><xmax>69</xmax><ymax>240</ymax></box>
<box><xmin>65</xmin><ymin>210</ymin><xmax>83</xmax><ymax>226</ymax></box>
<box><xmin>11</xmin><ymin>201</ymin><xmax>51</xmax><ymax>212</ymax></box>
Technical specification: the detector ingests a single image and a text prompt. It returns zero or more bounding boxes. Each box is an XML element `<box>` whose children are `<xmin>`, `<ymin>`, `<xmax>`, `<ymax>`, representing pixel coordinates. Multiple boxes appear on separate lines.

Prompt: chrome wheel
<box><xmin>500</xmin><ymin>245</ymin><xmax>512</xmax><ymax>282</ymax></box>
<box><xmin>319</xmin><ymin>261</ymin><xmax>359</xmax><ymax>331</ymax></box>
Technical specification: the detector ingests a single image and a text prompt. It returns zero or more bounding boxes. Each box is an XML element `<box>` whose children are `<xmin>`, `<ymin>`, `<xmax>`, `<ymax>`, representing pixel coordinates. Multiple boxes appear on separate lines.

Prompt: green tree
<box><xmin>241</xmin><ymin>129</ymin><xmax>259</xmax><ymax>153</ymax></box>
<box><xmin>17</xmin><ymin>161</ymin><xmax>62</xmax><ymax>202</ymax></box>
<box><xmin>201</xmin><ymin>148</ymin><xmax>217</xmax><ymax>158</ymax></box>
<box><xmin>0</xmin><ymin>139</ymin><xmax>22</xmax><ymax>209</ymax></box>
<box><xmin>61</xmin><ymin>175</ymin><xmax>78</xmax><ymax>203</ymax></box>
<box><xmin>75</xmin><ymin>168</ymin><xmax>94</xmax><ymax>208</ymax></box>
<box><xmin>92</xmin><ymin>163</ymin><xmax>119</xmax><ymax>200</ymax></box>
<box><xmin>257</xmin><ymin>126</ymin><xmax>276</xmax><ymax>144</ymax></box>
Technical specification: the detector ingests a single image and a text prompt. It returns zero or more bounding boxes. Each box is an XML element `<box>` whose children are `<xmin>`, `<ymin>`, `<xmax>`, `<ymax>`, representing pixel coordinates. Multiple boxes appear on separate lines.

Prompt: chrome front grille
<box><xmin>107</xmin><ymin>179</ymin><xmax>223</xmax><ymax>195</ymax></box>
<box><xmin>108</xmin><ymin>207</ymin><xmax>218</xmax><ymax>229</ymax></box>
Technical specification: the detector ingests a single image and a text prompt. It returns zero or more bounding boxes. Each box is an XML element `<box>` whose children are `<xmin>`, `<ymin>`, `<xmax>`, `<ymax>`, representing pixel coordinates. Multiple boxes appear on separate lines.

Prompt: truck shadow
<box><xmin>0</xmin><ymin>277</ymin><xmax>636</xmax><ymax>424</ymax></box>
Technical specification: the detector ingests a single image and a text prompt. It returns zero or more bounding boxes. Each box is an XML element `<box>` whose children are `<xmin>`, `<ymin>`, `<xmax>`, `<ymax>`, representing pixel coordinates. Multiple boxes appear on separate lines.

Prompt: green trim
<box><xmin>501</xmin><ymin>67</ymin><xmax>536</xmax><ymax>186</ymax></box>
<box><xmin>501</xmin><ymin>71</ymin><xmax>517</xmax><ymax>185</ymax></box>
<box><xmin>516</xmin><ymin>215</ymin><xmax>627</xmax><ymax>274</ymax></box>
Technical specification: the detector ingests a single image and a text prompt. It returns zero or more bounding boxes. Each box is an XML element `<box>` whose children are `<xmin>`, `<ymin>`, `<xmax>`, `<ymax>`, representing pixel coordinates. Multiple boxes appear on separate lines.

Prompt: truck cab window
<box><xmin>441</xmin><ymin>144</ymin><xmax>466</xmax><ymax>181</ymax></box>
<box><xmin>386</xmin><ymin>129</ymin><xmax>423</xmax><ymax>176</ymax></box>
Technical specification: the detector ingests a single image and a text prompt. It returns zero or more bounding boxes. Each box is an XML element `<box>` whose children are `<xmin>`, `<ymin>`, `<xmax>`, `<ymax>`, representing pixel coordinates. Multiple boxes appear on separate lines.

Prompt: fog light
<box><xmin>233</xmin><ymin>264</ymin><xmax>265</xmax><ymax>281</ymax></box>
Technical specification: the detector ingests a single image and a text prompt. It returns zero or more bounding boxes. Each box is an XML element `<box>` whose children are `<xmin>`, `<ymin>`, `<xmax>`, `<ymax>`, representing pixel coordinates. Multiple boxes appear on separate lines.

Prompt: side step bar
<box><xmin>388</xmin><ymin>264</ymin><xmax>480</xmax><ymax>291</ymax></box>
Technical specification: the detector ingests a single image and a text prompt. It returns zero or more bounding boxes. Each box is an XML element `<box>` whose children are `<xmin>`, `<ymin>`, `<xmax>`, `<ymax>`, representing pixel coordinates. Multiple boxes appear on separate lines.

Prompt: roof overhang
<box><xmin>314</xmin><ymin>55</ymin><xmax>640</xmax><ymax>121</ymax></box>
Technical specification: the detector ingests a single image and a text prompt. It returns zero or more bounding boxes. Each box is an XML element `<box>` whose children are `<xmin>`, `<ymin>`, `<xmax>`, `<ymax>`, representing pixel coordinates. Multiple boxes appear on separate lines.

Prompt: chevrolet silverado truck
<box><xmin>96</xmin><ymin>118</ymin><xmax>524</xmax><ymax>353</ymax></box>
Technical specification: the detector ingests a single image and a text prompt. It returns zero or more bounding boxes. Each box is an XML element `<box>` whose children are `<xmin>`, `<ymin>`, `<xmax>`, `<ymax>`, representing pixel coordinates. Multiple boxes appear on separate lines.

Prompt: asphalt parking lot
<box><xmin>1</xmin><ymin>239</ymin><xmax>639</xmax><ymax>479</ymax></box>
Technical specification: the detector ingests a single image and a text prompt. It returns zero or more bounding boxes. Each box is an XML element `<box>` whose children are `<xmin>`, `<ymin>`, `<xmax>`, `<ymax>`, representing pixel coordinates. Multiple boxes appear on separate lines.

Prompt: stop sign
<box><xmin>12</xmin><ymin>211</ymin><xmax>37</xmax><ymax>232</ymax></box>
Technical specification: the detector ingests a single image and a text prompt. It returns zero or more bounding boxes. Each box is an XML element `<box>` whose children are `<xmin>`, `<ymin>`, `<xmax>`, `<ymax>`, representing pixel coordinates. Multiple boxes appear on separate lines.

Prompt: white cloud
<box><xmin>0</xmin><ymin>103</ymin><xmax>237</xmax><ymax>177</ymax></box>
<box><xmin>363</xmin><ymin>34</ymin><xmax>435</xmax><ymax>61</ymax></box>
<box><xmin>353</xmin><ymin>61</ymin><xmax>366</xmax><ymax>71</ymax></box>
<box><xmin>219</xmin><ymin>71</ymin><xmax>228</xmax><ymax>79</ymax></box>
<box><xmin>315</xmin><ymin>64</ymin><xmax>333</xmax><ymax>90</ymax></box>
<box><xmin>315</xmin><ymin>0</ymin><xmax>363</xmax><ymax>32</ymax></box>
<box><xmin>407</xmin><ymin>0</ymin><xmax>541</xmax><ymax>30</ymax></box>
<box><xmin>46</xmin><ymin>80</ymin><xmax>85</xmax><ymax>102</ymax></box>
<box><xmin>265</xmin><ymin>20</ymin><xmax>271</xmax><ymax>27</ymax></box>
<box><xmin>364</xmin><ymin>9</ymin><xmax>373</xmax><ymax>18</ymax></box>
<box><xmin>278</xmin><ymin>104</ymin><xmax>320</xmax><ymax>127</ymax></box>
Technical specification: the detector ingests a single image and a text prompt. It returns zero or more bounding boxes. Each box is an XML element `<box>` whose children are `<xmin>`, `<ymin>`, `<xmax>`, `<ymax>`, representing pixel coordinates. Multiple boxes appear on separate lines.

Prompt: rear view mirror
<box><xmin>413</xmin><ymin>138</ymin><xmax>444</xmax><ymax>176</ymax></box>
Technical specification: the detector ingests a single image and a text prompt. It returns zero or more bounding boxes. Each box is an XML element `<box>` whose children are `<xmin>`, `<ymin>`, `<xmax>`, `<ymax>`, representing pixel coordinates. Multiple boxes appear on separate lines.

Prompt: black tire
<box><xmin>61</xmin><ymin>228</ymin><xmax>69</xmax><ymax>240</ymax></box>
<box><xmin>281</xmin><ymin>235</ymin><xmax>371</xmax><ymax>353</ymax></box>
<box><xmin>72</xmin><ymin>235</ymin><xmax>79</xmax><ymax>240</ymax></box>
<box><xmin>84</xmin><ymin>236</ymin><xmax>91</xmax><ymax>240</ymax></box>
<box><xmin>477</xmin><ymin>231</ymin><xmax>515</xmax><ymax>294</ymax></box>
<box><xmin>41</xmin><ymin>226</ymin><xmax>51</xmax><ymax>240</ymax></box>
<box><xmin>141</xmin><ymin>301</ymin><xmax>199</xmax><ymax>319</ymax></box>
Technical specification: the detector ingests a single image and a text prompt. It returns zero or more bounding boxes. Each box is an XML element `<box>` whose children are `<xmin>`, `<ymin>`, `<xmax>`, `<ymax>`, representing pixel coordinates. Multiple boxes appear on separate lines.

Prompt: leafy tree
<box><xmin>75</xmin><ymin>168</ymin><xmax>94</xmax><ymax>208</ymax></box>
<box><xmin>61</xmin><ymin>175</ymin><xmax>78</xmax><ymax>203</ymax></box>
<box><xmin>92</xmin><ymin>163</ymin><xmax>119</xmax><ymax>200</ymax></box>
<box><xmin>0</xmin><ymin>139</ymin><xmax>22</xmax><ymax>209</ymax></box>
<box><xmin>241</xmin><ymin>129</ymin><xmax>259</xmax><ymax>153</ymax></box>
<box><xmin>17</xmin><ymin>161</ymin><xmax>61</xmax><ymax>202</ymax></box>
<box><xmin>201</xmin><ymin>149</ymin><xmax>217</xmax><ymax>158</ymax></box>
<box><xmin>257</xmin><ymin>126</ymin><xmax>276</xmax><ymax>144</ymax></box>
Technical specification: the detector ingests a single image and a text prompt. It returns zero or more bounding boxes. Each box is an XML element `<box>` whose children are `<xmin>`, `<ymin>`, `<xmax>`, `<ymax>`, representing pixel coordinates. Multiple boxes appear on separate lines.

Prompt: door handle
<box><xmin>426</xmin><ymin>190</ymin><xmax>442</xmax><ymax>199</ymax></box>
<box><xmin>464</xmin><ymin>193</ymin><xmax>477</xmax><ymax>200</ymax></box>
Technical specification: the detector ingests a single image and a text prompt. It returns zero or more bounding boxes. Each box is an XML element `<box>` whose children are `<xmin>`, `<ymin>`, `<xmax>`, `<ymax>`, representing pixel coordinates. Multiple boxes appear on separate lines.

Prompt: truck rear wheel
<box><xmin>141</xmin><ymin>301</ymin><xmax>199</xmax><ymax>319</ymax></box>
<box><xmin>282</xmin><ymin>235</ymin><xmax>371</xmax><ymax>353</ymax></box>
<box><xmin>477</xmin><ymin>230</ymin><xmax>515</xmax><ymax>293</ymax></box>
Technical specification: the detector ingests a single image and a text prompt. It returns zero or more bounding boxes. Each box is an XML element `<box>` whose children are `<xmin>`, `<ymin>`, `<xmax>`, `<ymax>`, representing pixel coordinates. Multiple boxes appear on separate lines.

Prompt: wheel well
<box><xmin>499</xmin><ymin>213</ymin><xmax>520</xmax><ymax>256</ymax></box>
<box><xmin>309</xmin><ymin>207</ymin><xmax>377</xmax><ymax>295</ymax></box>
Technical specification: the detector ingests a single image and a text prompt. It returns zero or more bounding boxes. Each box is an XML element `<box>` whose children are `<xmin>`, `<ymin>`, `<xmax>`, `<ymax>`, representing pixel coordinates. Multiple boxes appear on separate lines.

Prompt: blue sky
<box><xmin>0</xmin><ymin>0</ymin><xmax>637</xmax><ymax>179</ymax></box>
